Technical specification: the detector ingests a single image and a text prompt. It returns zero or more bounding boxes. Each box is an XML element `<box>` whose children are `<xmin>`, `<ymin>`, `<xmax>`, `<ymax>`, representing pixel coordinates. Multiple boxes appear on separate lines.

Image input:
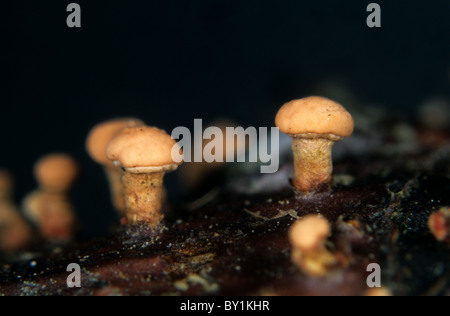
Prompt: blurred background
<box><xmin>2</xmin><ymin>0</ymin><xmax>450</xmax><ymax>237</ymax></box>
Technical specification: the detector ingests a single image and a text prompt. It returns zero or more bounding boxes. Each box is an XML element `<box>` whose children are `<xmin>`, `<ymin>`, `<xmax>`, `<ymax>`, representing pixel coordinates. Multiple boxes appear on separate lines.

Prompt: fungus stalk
<box><xmin>290</xmin><ymin>238</ymin><xmax>337</xmax><ymax>277</ymax></box>
<box><xmin>291</xmin><ymin>134</ymin><xmax>341</xmax><ymax>192</ymax></box>
<box><xmin>121</xmin><ymin>170</ymin><xmax>166</xmax><ymax>225</ymax></box>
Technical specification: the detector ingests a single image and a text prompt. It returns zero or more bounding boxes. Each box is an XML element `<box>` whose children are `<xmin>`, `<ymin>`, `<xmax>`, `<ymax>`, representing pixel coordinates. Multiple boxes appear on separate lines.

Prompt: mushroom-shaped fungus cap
<box><xmin>275</xmin><ymin>96</ymin><xmax>354</xmax><ymax>138</ymax></box>
<box><xmin>107</xmin><ymin>126</ymin><xmax>182</xmax><ymax>173</ymax></box>
<box><xmin>86</xmin><ymin>118</ymin><xmax>144</xmax><ymax>167</ymax></box>
<box><xmin>289</xmin><ymin>215</ymin><xmax>331</xmax><ymax>252</ymax></box>
<box><xmin>34</xmin><ymin>154</ymin><xmax>79</xmax><ymax>191</ymax></box>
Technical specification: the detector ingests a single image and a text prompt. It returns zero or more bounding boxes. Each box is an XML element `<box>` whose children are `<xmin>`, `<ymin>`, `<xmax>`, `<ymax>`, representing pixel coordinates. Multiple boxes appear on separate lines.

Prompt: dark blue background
<box><xmin>2</xmin><ymin>0</ymin><xmax>450</xmax><ymax>237</ymax></box>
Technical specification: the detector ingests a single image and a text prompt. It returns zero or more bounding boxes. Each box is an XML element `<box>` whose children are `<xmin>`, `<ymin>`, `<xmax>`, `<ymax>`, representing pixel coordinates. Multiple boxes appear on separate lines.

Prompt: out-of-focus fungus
<box><xmin>86</xmin><ymin>118</ymin><xmax>144</xmax><ymax>215</ymax></box>
<box><xmin>23</xmin><ymin>154</ymin><xmax>79</xmax><ymax>242</ymax></box>
<box><xmin>179</xmin><ymin>119</ymin><xmax>245</xmax><ymax>195</ymax></box>
<box><xmin>428</xmin><ymin>207</ymin><xmax>450</xmax><ymax>242</ymax></box>
<box><xmin>0</xmin><ymin>169</ymin><xmax>33</xmax><ymax>253</ymax></box>
<box><xmin>288</xmin><ymin>215</ymin><xmax>337</xmax><ymax>277</ymax></box>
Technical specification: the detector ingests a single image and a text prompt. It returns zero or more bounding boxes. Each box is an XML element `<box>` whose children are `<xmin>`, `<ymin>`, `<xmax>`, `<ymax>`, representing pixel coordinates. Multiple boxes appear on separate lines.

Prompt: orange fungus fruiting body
<box><xmin>106</xmin><ymin>126</ymin><xmax>183</xmax><ymax>227</ymax></box>
<box><xmin>0</xmin><ymin>170</ymin><xmax>33</xmax><ymax>252</ymax></box>
<box><xmin>23</xmin><ymin>154</ymin><xmax>79</xmax><ymax>242</ymax></box>
<box><xmin>288</xmin><ymin>215</ymin><xmax>337</xmax><ymax>277</ymax></box>
<box><xmin>275</xmin><ymin>96</ymin><xmax>354</xmax><ymax>193</ymax></box>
